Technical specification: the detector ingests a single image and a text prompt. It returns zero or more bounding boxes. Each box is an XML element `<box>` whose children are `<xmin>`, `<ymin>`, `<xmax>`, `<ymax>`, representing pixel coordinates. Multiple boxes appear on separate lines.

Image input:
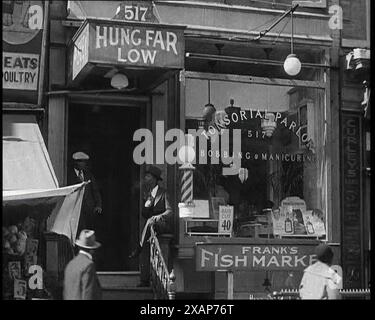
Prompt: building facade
<box><xmin>3</xmin><ymin>0</ymin><xmax>370</xmax><ymax>299</ymax></box>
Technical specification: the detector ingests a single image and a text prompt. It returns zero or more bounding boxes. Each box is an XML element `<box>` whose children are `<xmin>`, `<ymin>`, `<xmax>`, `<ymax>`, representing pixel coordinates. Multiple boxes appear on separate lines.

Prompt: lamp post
<box><xmin>178</xmin><ymin>136</ymin><xmax>196</xmax><ymax>218</ymax></box>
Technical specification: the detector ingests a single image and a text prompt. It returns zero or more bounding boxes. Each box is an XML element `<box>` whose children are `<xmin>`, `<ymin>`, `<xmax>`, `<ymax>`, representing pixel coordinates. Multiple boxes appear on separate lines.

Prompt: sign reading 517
<box><xmin>114</xmin><ymin>1</ymin><xmax>159</xmax><ymax>23</ymax></box>
<box><xmin>219</xmin><ymin>206</ymin><xmax>234</xmax><ymax>234</ymax></box>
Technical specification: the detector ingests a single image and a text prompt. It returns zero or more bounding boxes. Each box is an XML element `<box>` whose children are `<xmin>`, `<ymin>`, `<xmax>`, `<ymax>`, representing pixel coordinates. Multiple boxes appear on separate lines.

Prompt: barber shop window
<box><xmin>184</xmin><ymin>76</ymin><xmax>328</xmax><ymax>240</ymax></box>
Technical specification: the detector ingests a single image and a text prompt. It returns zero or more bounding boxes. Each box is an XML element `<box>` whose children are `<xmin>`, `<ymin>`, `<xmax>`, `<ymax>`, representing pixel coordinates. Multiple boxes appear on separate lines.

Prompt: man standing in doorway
<box><xmin>68</xmin><ymin>152</ymin><xmax>102</xmax><ymax>237</ymax></box>
<box><xmin>129</xmin><ymin>165</ymin><xmax>173</xmax><ymax>287</ymax></box>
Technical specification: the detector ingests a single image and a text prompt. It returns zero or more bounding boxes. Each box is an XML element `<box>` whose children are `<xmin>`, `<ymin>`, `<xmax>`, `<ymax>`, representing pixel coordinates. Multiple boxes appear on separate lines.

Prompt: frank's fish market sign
<box><xmin>70</xmin><ymin>19</ymin><xmax>185</xmax><ymax>81</ymax></box>
<box><xmin>196</xmin><ymin>243</ymin><xmax>319</xmax><ymax>271</ymax></box>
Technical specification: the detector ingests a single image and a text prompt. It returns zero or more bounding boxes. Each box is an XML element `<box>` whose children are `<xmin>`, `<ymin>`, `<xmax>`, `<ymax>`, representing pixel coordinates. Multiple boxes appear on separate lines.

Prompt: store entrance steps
<box><xmin>98</xmin><ymin>271</ymin><xmax>154</xmax><ymax>300</ymax></box>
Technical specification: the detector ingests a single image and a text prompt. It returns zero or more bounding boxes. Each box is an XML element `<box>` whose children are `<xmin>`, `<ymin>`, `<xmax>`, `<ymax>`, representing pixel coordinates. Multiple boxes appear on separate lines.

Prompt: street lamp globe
<box><xmin>178</xmin><ymin>145</ymin><xmax>196</xmax><ymax>164</ymax></box>
<box><xmin>284</xmin><ymin>54</ymin><xmax>301</xmax><ymax>76</ymax></box>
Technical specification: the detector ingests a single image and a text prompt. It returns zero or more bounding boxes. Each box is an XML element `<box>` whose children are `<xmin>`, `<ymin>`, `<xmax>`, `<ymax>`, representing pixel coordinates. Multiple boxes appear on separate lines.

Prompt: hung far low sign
<box><xmin>196</xmin><ymin>243</ymin><xmax>321</xmax><ymax>271</ymax></box>
<box><xmin>69</xmin><ymin>18</ymin><xmax>185</xmax><ymax>83</ymax></box>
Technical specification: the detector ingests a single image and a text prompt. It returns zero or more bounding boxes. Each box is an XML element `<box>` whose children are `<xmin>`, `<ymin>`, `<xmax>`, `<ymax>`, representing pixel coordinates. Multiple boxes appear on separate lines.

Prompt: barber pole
<box><xmin>180</xmin><ymin>169</ymin><xmax>193</xmax><ymax>204</ymax></box>
<box><xmin>178</xmin><ymin>136</ymin><xmax>196</xmax><ymax>217</ymax></box>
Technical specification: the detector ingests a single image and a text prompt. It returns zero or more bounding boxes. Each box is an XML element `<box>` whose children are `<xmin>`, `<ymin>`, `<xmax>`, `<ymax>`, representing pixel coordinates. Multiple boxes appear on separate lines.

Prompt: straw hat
<box><xmin>72</xmin><ymin>151</ymin><xmax>89</xmax><ymax>161</ymax></box>
<box><xmin>75</xmin><ymin>230</ymin><xmax>101</xmax><ymax>249</ymax></box>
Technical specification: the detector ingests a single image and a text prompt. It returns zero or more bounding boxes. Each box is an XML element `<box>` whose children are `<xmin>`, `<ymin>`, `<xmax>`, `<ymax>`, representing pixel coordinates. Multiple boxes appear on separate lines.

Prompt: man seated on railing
<box><xmin>129</xmin><ymin>165</ymin><xmax>173</xmax><ymax>287</ymax></box>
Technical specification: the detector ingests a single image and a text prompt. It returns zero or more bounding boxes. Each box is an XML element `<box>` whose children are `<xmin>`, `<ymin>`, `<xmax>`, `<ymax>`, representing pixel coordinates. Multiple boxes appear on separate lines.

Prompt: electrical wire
<box><xmin>230</xmin><ymin>5</ymin><xmax>292</xmax><ymax>40</ymax></box>
<box><xmin>271</xmin><ymin>14</ymin><xmax>290</xmax><ymax>45</ymax></box>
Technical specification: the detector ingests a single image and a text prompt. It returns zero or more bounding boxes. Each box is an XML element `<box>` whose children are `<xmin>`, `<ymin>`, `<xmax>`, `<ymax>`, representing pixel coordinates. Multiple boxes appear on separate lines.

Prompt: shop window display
<box><xmin>2</xmin><ymin>206</ymin><xmax>54</xmax><ymax>300</ymax></box>
<box><xmin>184</xmin><ymin>78</ymin><xmax>327</xmax><ymax>240</ymax></box>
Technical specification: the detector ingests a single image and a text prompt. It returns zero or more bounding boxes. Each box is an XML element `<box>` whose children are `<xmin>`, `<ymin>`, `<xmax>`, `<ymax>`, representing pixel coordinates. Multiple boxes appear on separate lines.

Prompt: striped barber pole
<box><xmin>181</xmin><ymin>169</ymin><xmax>193</xmax><ymax>204</ymax></box>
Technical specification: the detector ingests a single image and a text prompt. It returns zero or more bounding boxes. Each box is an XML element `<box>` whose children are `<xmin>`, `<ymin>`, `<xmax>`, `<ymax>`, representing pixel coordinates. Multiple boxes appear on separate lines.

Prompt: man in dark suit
<box><xmin>68</xmin><ymin>152</ymin><xmax>102</xmax><ymax>236</ymax></box>
<box><xmin>129</xmin><ymin>165</ymin><xmax>173</xmax><ymax>286</ymax></box>
<box><xmin>63</xmin><ymin>230</ymin><xmax>102</xmax><ymax>300</ymax></box>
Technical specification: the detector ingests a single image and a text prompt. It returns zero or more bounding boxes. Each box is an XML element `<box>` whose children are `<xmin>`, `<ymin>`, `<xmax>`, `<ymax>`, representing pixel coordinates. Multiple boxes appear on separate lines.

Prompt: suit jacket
<box><xmin>63</xmin><ymin>253</ymin><xmax>102</xmax><ymax>300</ymax></box>
<box><xmin>142</xmin><ymin>186</ymin><xmax>173</xmax><ymax>228</ymax></box>
<box><xmin>68</xmin><ymin>168</ymin><xmax>102</xmax><ymax>214</ymax></box>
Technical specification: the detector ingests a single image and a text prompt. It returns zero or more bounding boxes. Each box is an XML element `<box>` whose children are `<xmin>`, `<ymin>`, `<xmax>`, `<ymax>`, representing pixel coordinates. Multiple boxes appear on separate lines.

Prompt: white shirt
<box><xmin>79</xmin><ymin>250</ymin><xmax>93</xmax><ymax>260</ymax></box>
<box><xmin>74</xmin><ymin>168</ymin><xmax>84</xmax><ymax>180</ymax></box>
<box><xmin>145</xmin><ymin>185</ymin><xmax>159</xmax><ymax>207</ymax></box>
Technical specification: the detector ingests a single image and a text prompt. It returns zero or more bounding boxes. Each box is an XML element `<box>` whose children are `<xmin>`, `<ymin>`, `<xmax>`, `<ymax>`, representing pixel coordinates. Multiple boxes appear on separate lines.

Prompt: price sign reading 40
<box><xmin>219</xmin><ymin>206</ymin><xmax>234</xmax><ymax>234</ymax></box>
<box><xmin>114</xmin><ymin>1</ymin><xmax>159</xmax><ymax>23</ymax></box>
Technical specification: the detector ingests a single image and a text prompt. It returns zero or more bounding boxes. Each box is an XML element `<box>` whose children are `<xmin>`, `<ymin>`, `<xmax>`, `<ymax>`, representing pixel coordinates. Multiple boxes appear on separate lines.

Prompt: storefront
<box><xmin>175</xmin><ymin>44</ymin><xmax>340</xmax><ymax>297</ymax></box>
<box><xmin>43</xmin><ymin>0</ymin><xmax>370</xmax><ymax>299</ymax></box>
<box><xmin>48</xmin><ymin>12</ymin><xmax>185</xmax><ymax>271</ymax></box>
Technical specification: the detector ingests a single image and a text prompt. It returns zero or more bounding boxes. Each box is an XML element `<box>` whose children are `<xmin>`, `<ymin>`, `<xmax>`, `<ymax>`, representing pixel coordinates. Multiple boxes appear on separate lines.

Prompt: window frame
<box><xmin>181</xmin><ymin>70</ymin><xmax>333</xmax><ymax>242</ymax></box>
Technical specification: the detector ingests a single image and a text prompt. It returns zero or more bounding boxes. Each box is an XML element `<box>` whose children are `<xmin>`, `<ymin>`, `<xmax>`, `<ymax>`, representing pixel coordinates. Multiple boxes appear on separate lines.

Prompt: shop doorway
<box><xmin>68</xmin><ymin>103</ymin><xmax>143</xmax><ymax>271</ymax></box>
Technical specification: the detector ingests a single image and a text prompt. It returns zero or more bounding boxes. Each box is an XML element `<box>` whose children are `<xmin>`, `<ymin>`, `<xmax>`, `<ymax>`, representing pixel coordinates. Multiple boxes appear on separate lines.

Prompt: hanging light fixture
<box><xmin>110</xmin><ymin>72</ymin><xmax>129</xmax><ymax>89</ymax></box>
<box><xmin>284</xmin><ymin>6</ymin><xmax>301</xmax><ymax>76</ymax></box>
<box><xmin>261</xmin><ymin>113</ymin><xmax>277</xmax><ymax>137</ymax></box>
<box><xmin>202</xmin><ymin>79</ymin><xmax>216</xmax><ymax>120</ymax></box>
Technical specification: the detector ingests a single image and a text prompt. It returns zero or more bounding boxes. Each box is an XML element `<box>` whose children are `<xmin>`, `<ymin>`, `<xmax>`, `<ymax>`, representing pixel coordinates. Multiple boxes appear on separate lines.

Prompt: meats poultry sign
<box><xmin>69</xmin><ymin>18</ymin><xmax>185</xmax><ymax>83</ymax></box>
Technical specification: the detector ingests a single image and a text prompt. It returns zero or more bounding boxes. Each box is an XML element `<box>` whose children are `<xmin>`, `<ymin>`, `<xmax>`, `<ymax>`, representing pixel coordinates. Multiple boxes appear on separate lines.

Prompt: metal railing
<box><xmin>149</xmin><ymin>226</ymin><xmax>176</xmax><ymax>300</ymax></box>
<box><xmin>271</xmin><ymin>288</ymin><xmax>371</xmax><ymax>300</ymax></box>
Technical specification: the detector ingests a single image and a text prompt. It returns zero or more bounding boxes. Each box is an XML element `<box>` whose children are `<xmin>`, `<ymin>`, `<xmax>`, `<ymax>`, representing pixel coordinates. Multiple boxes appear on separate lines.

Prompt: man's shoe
<box><xmin>128</xmin><ymin>246</ymin><xmax>142</xmax><ymax>259</ymax></box>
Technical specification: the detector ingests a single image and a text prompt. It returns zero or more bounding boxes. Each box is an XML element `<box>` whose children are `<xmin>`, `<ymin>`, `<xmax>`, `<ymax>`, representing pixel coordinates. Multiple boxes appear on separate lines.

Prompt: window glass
<box><xmin>185</xmin><ymin>77</ymin><xmax>327</xmax><ymax>240</ymax></box>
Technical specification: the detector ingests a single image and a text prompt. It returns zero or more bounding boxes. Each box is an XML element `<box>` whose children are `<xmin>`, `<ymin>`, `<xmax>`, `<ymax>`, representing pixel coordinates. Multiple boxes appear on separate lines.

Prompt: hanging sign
<box><xmin>2</xmin><ymin>0</ymin><xmax>45</xmax><ymax>104</ymax></box>
<box><xmin>69</xmin><ymin>18</ymin><xmax>185</xmax><ymax>83</ymax></box>
<box><xmin>218</xmin><ymin>205</ymin><xmax>233</xmax><ymax>234</ymax></box>
<box><xmin>340</xmin><ymin>111</ymin><xmax>363</xmax><ymax>288</ymax></box>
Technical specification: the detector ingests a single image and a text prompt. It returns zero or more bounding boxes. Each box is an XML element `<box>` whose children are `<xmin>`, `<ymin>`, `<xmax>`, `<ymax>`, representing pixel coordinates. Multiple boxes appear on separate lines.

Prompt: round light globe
<box><xmin>111</xmin><ymin>73</ymin><xmax>129</xmax><ymax>89</ymax></box>
<box><xmin>283</xmin><ymin>54</ymin><xmax>301</xmax><ymax>76</ymax></box>
<box><xmin>178</xmin><ymin>145</ymin><xmax>196</xmax><ymax>164</ymax></box>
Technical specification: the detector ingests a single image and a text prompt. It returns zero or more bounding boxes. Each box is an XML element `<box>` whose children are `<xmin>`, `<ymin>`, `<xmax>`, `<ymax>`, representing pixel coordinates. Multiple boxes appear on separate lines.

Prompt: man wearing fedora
<box><xmin>63</xmin><ymin>230</ymin><xmax>102</xmax><ymax>300</ymax></box>
<box><xmin>68</xmin><ymin>152</ymin><xmax>102</xmax><ymax>236</ymax></box>
<box><xmin>129</xmin><ymin>165</ymin><xmax>173</xmax><ymax>287</ymax></box>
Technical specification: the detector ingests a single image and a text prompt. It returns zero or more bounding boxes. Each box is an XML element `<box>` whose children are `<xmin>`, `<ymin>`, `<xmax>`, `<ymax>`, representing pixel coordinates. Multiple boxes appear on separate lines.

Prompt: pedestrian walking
<box><xmin>63</xmin><ymin>230</ymin><xmax>102</xmax><ymax>300</ymax></box>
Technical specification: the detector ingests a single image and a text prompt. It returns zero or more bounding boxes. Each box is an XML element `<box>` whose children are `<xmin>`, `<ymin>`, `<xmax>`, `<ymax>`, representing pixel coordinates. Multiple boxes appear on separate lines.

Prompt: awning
<box><xmin>3</xmin><ymin>114</ymin><xmax>59</xmax><ymax>190</ymax></box>
<box><xmin>3</xmin><ymin>183</ymin><xmax>86</xmax><ymax>243</ymax></box>
<box><xmin>3</xmin><ymin>114</ymin><xmax>84</xmax><ymax>243</ymax></box>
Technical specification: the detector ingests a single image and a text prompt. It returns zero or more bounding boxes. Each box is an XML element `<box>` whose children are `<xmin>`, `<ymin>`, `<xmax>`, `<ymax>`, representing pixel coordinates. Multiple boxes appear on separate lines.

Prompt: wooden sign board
<box><xmin>196</xmin><ymin>243</ymin><xmax>321</xmax><ymax>271</ymax></box>
<box><xmin>68</xmin><ymin>18</ymin><xmax>185</xmax><ymax>84</ymax></box>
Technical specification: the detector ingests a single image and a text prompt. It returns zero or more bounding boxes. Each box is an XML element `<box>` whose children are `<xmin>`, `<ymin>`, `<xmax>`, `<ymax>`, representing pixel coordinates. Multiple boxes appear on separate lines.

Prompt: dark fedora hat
<box><xmin>145</xmin><ymin>165</ymin><xmax>162</xmax><ymax>181</ymax></box>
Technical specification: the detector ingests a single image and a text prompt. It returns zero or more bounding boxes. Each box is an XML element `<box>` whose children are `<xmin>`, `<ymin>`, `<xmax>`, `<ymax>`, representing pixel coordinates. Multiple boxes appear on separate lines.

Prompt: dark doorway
<box><xmin>68</xmin><ymin>104</ymin><xmax>141</xmax><ymax>271</ymax></box>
